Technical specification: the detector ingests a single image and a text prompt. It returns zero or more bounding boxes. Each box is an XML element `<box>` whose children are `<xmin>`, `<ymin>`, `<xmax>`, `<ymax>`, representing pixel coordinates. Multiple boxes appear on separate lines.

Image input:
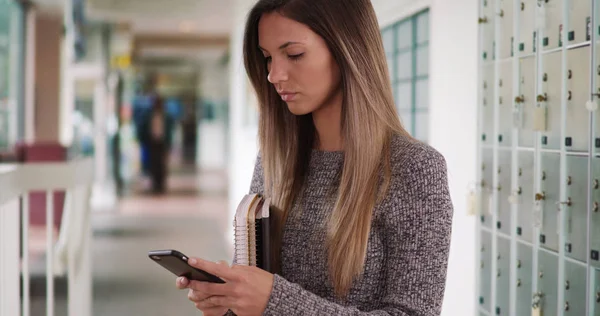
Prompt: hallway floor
<box><xmin>30</xmin><ymin>168</ymin><xmax>232</xmax><ymax>316</ymax></box>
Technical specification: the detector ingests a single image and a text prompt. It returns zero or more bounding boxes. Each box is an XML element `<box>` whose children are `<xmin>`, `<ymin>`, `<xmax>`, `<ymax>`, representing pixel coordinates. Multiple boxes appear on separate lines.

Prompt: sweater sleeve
<box><xmin>262</xmin><ymin>149</ymin><xmax>454</xmax><ymax>316</ymax></box>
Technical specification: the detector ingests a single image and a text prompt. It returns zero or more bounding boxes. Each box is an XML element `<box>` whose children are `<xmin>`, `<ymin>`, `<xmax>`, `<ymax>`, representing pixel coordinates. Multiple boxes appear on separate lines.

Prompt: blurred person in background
<box><xmin>148</xmin><ymin>94</ymin><xmax>174</xmax><ymax>194</ymax></box>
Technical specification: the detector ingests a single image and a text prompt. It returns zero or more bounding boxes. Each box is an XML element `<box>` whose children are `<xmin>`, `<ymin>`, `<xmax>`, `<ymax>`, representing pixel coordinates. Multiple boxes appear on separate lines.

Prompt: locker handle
<box><xmin>478</xmin><ymin>16</ymin><xmax>488</xmax><ymax>24</ymax></box>
<box><xmin>535</xmin><ymin>192</ymin><xmax>546</xmax><ymax>201</ymax></box>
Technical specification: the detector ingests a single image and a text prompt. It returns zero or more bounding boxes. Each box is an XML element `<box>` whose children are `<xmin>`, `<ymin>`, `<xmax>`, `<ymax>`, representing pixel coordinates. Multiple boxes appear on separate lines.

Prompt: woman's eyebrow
<box><xmin>259</xmin><ymin>41</ymin><xmax>302</xmax><ymax>52</ymax></box>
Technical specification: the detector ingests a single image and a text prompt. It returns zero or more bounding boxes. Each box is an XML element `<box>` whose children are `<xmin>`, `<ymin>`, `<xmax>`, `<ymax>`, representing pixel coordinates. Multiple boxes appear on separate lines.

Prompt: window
<box><xmin>382</xmin><ymin>10</ymin><xmax>430</xmax><ymax>143</ymax></box>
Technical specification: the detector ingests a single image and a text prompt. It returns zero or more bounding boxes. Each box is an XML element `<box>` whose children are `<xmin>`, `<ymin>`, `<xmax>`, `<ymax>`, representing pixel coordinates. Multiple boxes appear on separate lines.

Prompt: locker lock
<box><xmin>517</xmin><ymin>279</ymin><xmax>522</xmax><ymax>287</ymax></box>
<box><xmin>567</xmin><ymin>70</ymin><xmax>572</xmax><ymax>79</ymax></box>
<box><xmin>535</xmin><ymin>192</ymin><xmax>546</xmax><ymax>201</ymax></box>
<box><xmin>517</xmin><ymin>259</ymin><xmax>522</xmax><ymax>268</ymax></box>
<box><xmin>532</xmin><ymin>292</ymin><xmax>543</xmax><ymax>309</ymax></box>
<box><xmin>518</xmin><ymin>168</ymin><xmax>522</xmax><ymax>176</ymax></box>
<box><xmin>567</xmin><ymin>176</ymin><xmax>572</xmax><ymax>185</ymax></box>
<box><xmin>542</xmin><ymin>171</ymin><xmax>546</xmax><ymax>180</ymax></box>
<box><xmin>564</xmin><ymin>301</ymin><xmax>570</xmax><ymax>311</ymax></box>
<box><xmin>478</xmin><ymin>17</ymin><xmax>488</xmax><ymax>24</ymax></box>
<box><xmin>537</xmin><ymin>94</ymin><xmax>548</xmax><ymax>102</ymax></box>
<box><xmin>594</xmin><ymin>179</ymin><xmax>599</xmax><ymax>190</ymax></box>
<box><xmin>521</xmin><ymin>2</ymin><xmax>525</xmax><ymax>10</ymax></box>
<box><xmin>567</xmin><ymin>90</ymin><xmax>572</xmax><ymax>101</ymax></box>
<box><xmin>596</xmin><ymin>292</ymin><xmax>600</xmax><ymax>303</ymax></box>
<box><xmin>515</xmin><ymin>95</ymin><xmax>525</xmax><ymax>103</ymax></box>
<box><xmin>565</xmin><ymin>280</ymin><xmax>570</xmax><ymax>290</ymax></box>
<box><xmin>543</xmin><ymin>73</ymin><xmax>548</xmax><ymax>82</ymax></box>
<box><xmin>497</xmin><ymin>10</ymin><xmax>504</xmax><ymax>17</ymax></box>
<box><xmin>594</xmin><ymin>202</ymin><xmax>599</xmax><ymax>213</ymax></box>
<box><xmin>539</xmin><ymin>271</ymin><xmax>544</xmax><ymax>278</ymax></box>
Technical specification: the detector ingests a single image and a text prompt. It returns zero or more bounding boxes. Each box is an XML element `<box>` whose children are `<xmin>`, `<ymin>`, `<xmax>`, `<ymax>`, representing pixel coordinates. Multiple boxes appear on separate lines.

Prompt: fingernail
<box><xmin>189</xmin><ymin>258</ymin><xmax>197</xmax><ymax>265</ymax></box>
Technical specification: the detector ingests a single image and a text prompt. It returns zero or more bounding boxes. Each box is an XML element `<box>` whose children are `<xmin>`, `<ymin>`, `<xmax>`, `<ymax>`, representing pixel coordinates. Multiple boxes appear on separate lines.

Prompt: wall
<box><xmin>33</xmin><ymin>12</ymin><xmax>62</xmax><ymax>143</ymax></box>
<box><xmin>197</xmin><ymin>59</ymin><xmax>229</xmax><ymax>171</ymax></box>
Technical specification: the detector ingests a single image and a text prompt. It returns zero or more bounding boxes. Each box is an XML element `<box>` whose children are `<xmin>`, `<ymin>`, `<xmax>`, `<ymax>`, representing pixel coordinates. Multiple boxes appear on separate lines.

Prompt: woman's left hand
<box><xmin>186</xmin><ymin>257</ymin><xmax>274</xmax><ymax>316</ymax></box>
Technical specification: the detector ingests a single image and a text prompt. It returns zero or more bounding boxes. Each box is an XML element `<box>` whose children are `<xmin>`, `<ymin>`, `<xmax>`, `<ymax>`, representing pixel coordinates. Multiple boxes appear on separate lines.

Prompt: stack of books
<box><xmin>234</xmin><ymin>194</ymin><xmax>272</xmax><ymax>272</ymax></box>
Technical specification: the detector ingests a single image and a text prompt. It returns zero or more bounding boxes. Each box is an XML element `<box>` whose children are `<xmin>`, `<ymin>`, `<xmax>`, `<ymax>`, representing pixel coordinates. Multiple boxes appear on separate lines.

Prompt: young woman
<box><xmin>176</xmin><ymin>0</ymin><xmax>454</xmax><ymax>315</ymax></box>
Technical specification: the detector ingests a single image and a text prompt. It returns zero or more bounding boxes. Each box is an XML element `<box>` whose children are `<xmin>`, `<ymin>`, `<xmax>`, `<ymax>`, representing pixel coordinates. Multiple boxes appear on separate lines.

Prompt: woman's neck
<box><xmin>312</xmin><ymin>91</ymin><xmax>343</xmax><ymax>152</ymax></box>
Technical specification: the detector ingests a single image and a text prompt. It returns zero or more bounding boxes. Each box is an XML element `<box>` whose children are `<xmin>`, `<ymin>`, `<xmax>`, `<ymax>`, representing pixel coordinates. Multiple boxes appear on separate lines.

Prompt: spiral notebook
<box><xmin>234</xmin><ymin>194</ymin><xmax>272</xmax><ymax>272</ymax></box>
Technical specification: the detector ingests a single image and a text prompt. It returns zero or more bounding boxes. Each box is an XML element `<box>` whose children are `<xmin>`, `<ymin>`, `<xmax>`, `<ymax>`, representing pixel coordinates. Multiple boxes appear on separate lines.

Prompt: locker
<box><xmin>563</xmin><ymin>260</ymin><xmax>588</xmax><ymax>315</ymax></box>
<box><xmin>496</xmin><ymin>236</ymin><xmax>511</xmax><ymax>315</ymax></box>
<box><xmin>481</xmin><ymin>0</ymin><xmax>495</xmax><ymax>61</ymax></box>
<box><xmin>596</xmin><ymin>45</ymin><xmax>600</xmax><ymax>148</ymax></box>
<box><xmin>516</xmin><ymin>242</ymin><xmax>534</xmax><ymax>316</ymax></box>
<box><xmin>517</xmin><ymin>151</ymin><xmax>535</xmax><ymax>242</ymax></box>
<box><xmin>518</xmin><ymin>0</ymin><xmax>536</xmax><ymax>56</ymax></box>
<box><xmin>482</xmin><ymin>64</ymin><xmax>495</xmax><ymax>143</ymax></box>
<box><xmin>568</xmin><ymin>1</ymin><xmax>592</xmax><ymax>45</ymax></box>
<box><xmin>479</xmin><ymin>230</ymin><xmax>493</xmax><ymax>313</ymax></box>
<box><xmin>518</xmin><ymin>57</ymin><xmax>537</xmax><ymax>148</ymax></box>
<box><xmin>499</xmin><ymin>0</ymin><xmax>514</xmax><ymax>59</ymax></box>
<box><xmin>537</xmin><ymin>250</ymin><xmax>559</xmax><ymax>316</ymax></box>
<box><xmin>497</xmin><ymin>150</ymin><xmax>512</xmax><ymax>234</ymax></box>
<box><xmin>566</xmin><ymin>46</ymin><xmax>591</xmax><ymax>152</ymax></box>
<box><xmin>499</xmin><ymin>61</ymin><xmax>513</xmax><ymax>146</ymax></box>
<box><xmin>541</xmin><ymin>51</ymin><xmax>563</xmax><ymax>149</ymax></box>
<box><xmin>594</xmin><ymin>269</ymin><xmax>600</xmax><ymax>316</ymax></box>
<box><xmin>592</xmin><ymin>157</ymin><xmax>600</xmax><ymax>268</ymax></box>
<box><xmin>542</xmin><ymin>0</ymin><xmax>564</xmax><ymax>50</ymax></box>
<box><xmin>481</xmin><ymin>149</ymin><xmax>495</xmax><ymax>228</ymax></box>
<box><xmin>565</xmin><ymin>155</ymin><xmax>590</xmax><ymax>263</ymax></box>
<box><xmin>540</xmin><ymin>153</ymin><xmax>561</xmax><ymax>252</ymax></box>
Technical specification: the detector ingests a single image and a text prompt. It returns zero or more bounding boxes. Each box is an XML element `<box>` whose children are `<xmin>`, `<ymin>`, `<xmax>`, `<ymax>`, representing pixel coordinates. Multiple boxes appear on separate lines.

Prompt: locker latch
<box><xmin>532</xmin><ymin>292</ymin><xmax>544</xmax><ymax>316</ymax></box>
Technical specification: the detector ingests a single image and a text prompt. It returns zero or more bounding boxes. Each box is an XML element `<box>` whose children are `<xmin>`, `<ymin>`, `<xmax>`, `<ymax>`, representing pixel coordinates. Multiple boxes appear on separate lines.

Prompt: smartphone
<box><xmin>148</xmin><ymin>249</ymin><xmax>225</xmax><ymax>283</ymax></box>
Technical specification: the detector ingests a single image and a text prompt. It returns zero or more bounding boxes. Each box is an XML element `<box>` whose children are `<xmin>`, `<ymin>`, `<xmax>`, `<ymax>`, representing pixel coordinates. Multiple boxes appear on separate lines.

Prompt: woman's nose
<box><xmin>267</xmin><ymin>60</ymin><xmax>288</xmax><ymax>84</ymax></box>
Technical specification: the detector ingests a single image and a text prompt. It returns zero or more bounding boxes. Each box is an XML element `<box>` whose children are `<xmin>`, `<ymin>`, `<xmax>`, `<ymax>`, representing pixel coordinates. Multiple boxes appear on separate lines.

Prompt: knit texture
<box><xmin>247</xmin><ymin>134</ymin><xmax>453</xmax><ymax>315</ymax></box>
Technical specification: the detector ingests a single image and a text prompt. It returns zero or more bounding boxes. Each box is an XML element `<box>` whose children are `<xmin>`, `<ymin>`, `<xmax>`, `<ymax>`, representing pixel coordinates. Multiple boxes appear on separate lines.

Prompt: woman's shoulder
<box><xmin>388</xmin><ymin>133</ymin><xmax>448</xmax><ymax>178</ymax></box>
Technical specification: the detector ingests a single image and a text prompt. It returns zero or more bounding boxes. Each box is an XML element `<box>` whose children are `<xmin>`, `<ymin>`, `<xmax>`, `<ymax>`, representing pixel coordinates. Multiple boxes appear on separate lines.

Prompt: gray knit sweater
<box><xmin>246</xmin><ymin>134</ymin><xmax>453</xmax><ymax>315</ymax></box>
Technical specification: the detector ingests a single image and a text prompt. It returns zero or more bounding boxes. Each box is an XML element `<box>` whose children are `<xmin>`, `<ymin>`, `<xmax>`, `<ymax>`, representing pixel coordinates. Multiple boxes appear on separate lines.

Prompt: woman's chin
<box><xmin>286</xmin><ymin>102</ymin><xmax>312</xmax><ymax>116</ymax></box>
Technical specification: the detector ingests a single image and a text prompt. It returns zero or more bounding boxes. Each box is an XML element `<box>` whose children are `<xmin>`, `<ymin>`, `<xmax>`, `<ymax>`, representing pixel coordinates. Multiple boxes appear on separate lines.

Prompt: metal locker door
<box><xmin>496</xmin><ymin>236</ymin><xmax>511</xmax><ymax>315</ymax></box>
<box><xmin>541</xmin><ymin>0</ymin><xmax>564</xmax><ymax>50</ymax></box>
<box><xmin>539</xmin><ymin>153</ymin><xmax>561</xmax><ymax>252</ymax></box>
<box><xmin>481</xmin><ymin>149</ymin><xmax>495</xmax><ymax>228</ymax></box>
<box><xmin>482</xmin><ymin>64</ymin><xmax>495</xmax><ymax>144</ymax></box>
<box><xmin>565</xmin><ymin>155</ymin><xmax>590</xmax><ymax>263</ymax></box>
<box><xmin>517</xmin><ymin>150</ymin><xmax>535</xmax><ymax>242</ymax></box>
<box><xmin>479</xmin><ymin>230</ymin><xmax>493</xmax><ymax>313</ymax></box>
<box><xmin>593</xmin><ymin>269</ymin><xmax>600</xmax><ymax>316</ymax></box>
<box><xmin>592</xmin><ymin>156</ymin><xmax>600</xmax><ymax>268</ymax></box>
<box><xmin>518</xmin><ymin>0</ymin><xmax>536</xmax><ymax>56</ymax></box>
<box><xmin>497</xmin><ymin>150</ymin><xmax>512</xmax><ymax>235</ymax></box>
<box><xmin>537</xmin><ymin>250</ymin><xmax>559</xmax><ymax>316</ymax></box>
<box><xmin>567</xmin><ymin>0</ymin><xmax>592</xmax><ymax>45</ymax></box>
<box><xmin>565</xmin><ymin>46</ymin><xmax>591</xmax><ymax>152</ymax></box>
<box><xmin>541</xmin><ymin>51</ymin><xmax>563</xmax><ymax>150</ymax></box>
<box><xmin>516</xmin><ymin>242</ymin><xmax>534</xmax><ymax>316</ymax></box>
<box><xmin>481</xmin><ymin>0</ymin><xmax>495</xmax><ymax>61</ymax></box>
<box><xmin>499</xmin><ymin>0</ymin><xmax>514</xmax><ymax>59</ymax></box>
<box><xmin>595</xmin><ymin>46</ymin><xmax>600</xmax><ymax>148</ymax></box>
<box><xmin>499</xmin><ymin>61</ymin><xmax>513</xmax><ymax>146</ymax></box>
<box><xmin>518</xmin><ymin>57</ymin><xmax>537</xmax><ymax>148</ymax></box>
<box><xmin>563</xmin><ymin>260</ymin><xmax>588</xmax><ymax>315</ymax></box>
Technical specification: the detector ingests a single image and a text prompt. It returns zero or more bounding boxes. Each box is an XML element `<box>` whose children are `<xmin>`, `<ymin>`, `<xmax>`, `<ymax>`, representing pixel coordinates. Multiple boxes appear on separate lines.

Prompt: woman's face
<box><xmin>258</xmin><ymin>12</ymin><xmax>342</xmax><ymax>116</ymax></box>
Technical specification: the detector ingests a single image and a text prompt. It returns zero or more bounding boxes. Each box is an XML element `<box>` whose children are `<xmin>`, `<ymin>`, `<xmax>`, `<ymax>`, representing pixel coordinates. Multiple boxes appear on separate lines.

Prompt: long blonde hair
<box><xmin>243</xmin><ymin>0</ymin><xmax>409</xmax><ymax>297</ymax></box>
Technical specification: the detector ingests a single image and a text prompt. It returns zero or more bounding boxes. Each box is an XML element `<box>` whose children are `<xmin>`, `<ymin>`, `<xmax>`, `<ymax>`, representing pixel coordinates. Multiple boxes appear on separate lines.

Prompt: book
<box><xmin>233</xmin><ymin>194</ymin><xmax>272</xmax><ymax>272</ymax></box>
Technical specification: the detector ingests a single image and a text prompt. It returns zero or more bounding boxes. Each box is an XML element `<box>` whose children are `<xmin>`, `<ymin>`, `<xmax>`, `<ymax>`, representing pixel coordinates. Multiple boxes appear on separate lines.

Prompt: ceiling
<box><xmin>31</xmin><ymin>0</ymin><xmax>233</xmax><ymax>66</ymax></box>
<box><xmin>33</xmin><ymin>0</ymin><xmax>234</xmax><ymax>36</ymax></box>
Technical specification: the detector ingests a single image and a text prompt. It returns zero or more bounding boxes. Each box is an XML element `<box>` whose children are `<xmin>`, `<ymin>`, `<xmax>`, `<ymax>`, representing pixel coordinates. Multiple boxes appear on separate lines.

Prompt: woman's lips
<box><xmin>279</xmin><ymin>93</ymin><xmax>297</xmax><ymax>102</ymax></box>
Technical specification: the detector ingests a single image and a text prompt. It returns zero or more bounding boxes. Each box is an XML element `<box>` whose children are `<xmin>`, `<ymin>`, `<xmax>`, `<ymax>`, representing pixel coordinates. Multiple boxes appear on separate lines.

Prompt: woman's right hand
<box><xmin>176</xmin><ymin>276</ymin><xmax>229</xmax><ymax>316</ymax></box>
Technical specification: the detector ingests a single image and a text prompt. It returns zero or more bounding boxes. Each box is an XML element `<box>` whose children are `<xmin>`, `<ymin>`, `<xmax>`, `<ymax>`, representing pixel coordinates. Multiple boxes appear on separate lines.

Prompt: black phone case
<box><xmin>148</xmin><ymin>249</ymin><xmax>225</xmax><ymax>283</ymax></box>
